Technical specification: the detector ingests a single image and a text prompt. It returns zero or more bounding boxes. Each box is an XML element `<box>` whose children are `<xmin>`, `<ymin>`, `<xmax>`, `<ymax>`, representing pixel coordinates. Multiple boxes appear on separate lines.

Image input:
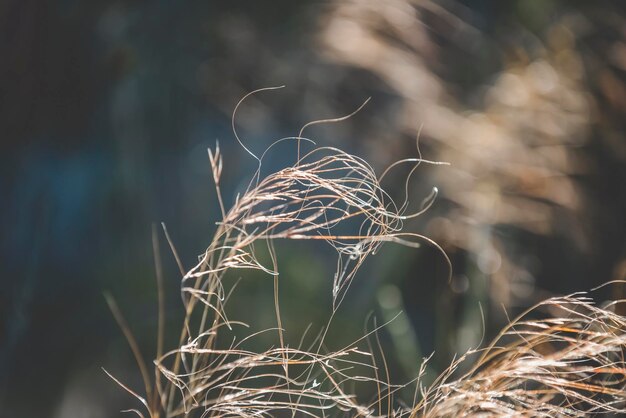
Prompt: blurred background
<box><xmin>2</xmin><ymin>1</ymin><xmax>626</xmax><ymax>416</ymax></box>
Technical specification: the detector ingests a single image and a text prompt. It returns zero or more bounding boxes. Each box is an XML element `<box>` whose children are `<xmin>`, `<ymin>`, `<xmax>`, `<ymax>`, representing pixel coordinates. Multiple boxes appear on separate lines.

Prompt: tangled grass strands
<box><xmin>106</xmin><ymin>91</ymin><xmax>412</xmax><ymax>416</ymax></box>
<box><xmin>106</xmin><ymin>92</ymin><xmax>626</xmax><ymax>417</ymax></box>
<box><xmin>411</xmin><ymin>294</ymin><xmax>626</xmax><ymax>417</ymax></box>
<box><xmin>187</xmin><ymin>142</ymin><xmax>452</xmax><ymax>312</ymax></box>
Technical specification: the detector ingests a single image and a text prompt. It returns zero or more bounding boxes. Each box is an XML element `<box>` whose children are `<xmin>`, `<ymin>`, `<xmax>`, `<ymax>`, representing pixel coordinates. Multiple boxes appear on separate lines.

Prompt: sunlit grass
<box><xmin>106</xmin><ymin>91</ymin><xmax>625</xmax><ymax>417</ymax></box>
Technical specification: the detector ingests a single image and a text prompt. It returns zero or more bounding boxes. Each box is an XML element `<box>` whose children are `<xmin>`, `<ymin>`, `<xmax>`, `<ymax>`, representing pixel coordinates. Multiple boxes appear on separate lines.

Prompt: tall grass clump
<box><xmin>106</xmin><ymin>89</ymin><xmax>626</xmax><ymax>417</ymax></box>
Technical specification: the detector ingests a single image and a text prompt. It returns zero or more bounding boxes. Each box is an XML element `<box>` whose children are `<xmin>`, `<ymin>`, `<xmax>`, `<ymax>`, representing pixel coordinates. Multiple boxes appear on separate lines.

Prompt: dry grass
<box><xmin>106</xmin><ymin>90</ymin><xmax>626</xmax><ymax>417</ymax></box>
<box><xmin>414</xmin><ymin>290</ymin><xmax>626</xmax><ymax>417</ymax></box>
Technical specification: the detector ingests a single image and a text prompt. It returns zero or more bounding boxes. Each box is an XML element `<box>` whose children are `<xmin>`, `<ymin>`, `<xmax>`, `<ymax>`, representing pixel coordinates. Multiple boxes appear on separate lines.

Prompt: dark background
<box><xmin>2</xmin><ymin>1</ymin><xmax>626</xmax><ymax>416</ymax></box>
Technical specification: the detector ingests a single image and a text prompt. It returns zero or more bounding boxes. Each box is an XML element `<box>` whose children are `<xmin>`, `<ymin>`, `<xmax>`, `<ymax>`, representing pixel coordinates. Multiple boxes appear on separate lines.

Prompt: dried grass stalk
<box><xmin>107</xmin><ymin>93</ymin><xmax>625</xmax><ymax>417</ymax></box>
